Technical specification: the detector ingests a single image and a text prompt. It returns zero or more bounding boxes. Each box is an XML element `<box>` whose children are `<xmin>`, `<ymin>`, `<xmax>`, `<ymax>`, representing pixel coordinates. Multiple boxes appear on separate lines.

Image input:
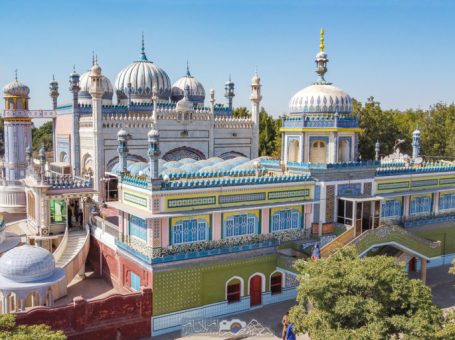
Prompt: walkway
<box><xmin>55</xmin><ymin>228</ymin><xmax>88</xmax><ymax>268</ymax></box>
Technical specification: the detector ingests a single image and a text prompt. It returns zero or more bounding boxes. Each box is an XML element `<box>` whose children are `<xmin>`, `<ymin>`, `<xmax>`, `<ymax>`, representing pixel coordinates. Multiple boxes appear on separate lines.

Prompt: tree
<box><xmin>289</xmin><ymin>247</ymin><xmax>444</xmax><ymax>339</ymax></box>
<box><xmin>258</xmin><ymin>108</ymin><xmax>278</xmax><ymax>157</ymax></box>
<box><xmin>32</xmin><ymin>121</ymin><xmax>53</xmax><ymax>152</ymax></box>
<box><xmin>232</xmin><ymin>107</ymin><xmax>251</xmax><ymax>119</ymax></box>
<box><xmin>0</xmin><ymin>314</ymin><xmax>66</xmax><ymax>339</ymax></box>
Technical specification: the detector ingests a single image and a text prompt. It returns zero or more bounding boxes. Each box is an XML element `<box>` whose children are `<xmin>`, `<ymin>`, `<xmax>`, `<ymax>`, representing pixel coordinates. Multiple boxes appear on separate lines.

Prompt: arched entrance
<box><xmin>287</xmin><ymin>139</ymin><xmax>299</xmax><ymax>162</ymax></box>
<box><xmin>249</xmin><ymin>275</ymin><xmax>262</xmax><ymax>307</ymax></box>
<box><xmin>338</xmin><ymin>139</ymin><xmax>350</xmax><ymax>162</ymax></box>
<box><xmin>310</xmin><ymin>140</ymin><xmax>327</xmax><ymax>163</ymax></box>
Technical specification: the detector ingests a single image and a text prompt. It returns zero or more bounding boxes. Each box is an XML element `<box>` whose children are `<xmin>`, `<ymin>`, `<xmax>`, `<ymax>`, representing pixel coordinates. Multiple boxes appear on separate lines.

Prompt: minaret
<box><xmin>117</xmin><ymin>129</ymin><xmax>129</xmax><ymax>175</ymax></box>
<box><xmin>224</xmin><ymin>75</ymin><xmax>235</xmax><ymax>110</ymax></box>
<box><xmin>315</xmin><ymin>28</ymin><xmax>330</xmax><ymax>84</ymax></box>
<box><xmin>49</xmin><ymin>75</ymin><xmax>59</xmax><ymax>110</ymax></box>
<box><xmin>49</xmin><ymin>76</ymin><xmax>59</xmax><ymax>162</ymax></box>
<box><xmin>412</xmin><ymin>127</ymin><xmax>421</xmax><ymax>159</ymax></box>
<box><xmin>209</xmin><ymin>89</ymin><xmax>215</xmax><ymax>157</ymax></box>
<box><xmin>69</xmin><ymin>66</ymin><xmax>81</xmax><ymax>175</ymax></box>
<box><xmin>2</xmin><ymin>71</ymin><xmax>33</xmax><ymax>181</ymax></box>
<box><xmin>38</xmin><ymin>144</ymin><xmax>46</xmax><ymax>183</ymax></box>
<box><xmin>375</xmin><ymin>140</ymin><xmax>380</xmax><ymax>161</ymax></box>
<box><xmin>89</xmin><ymin>57</ymin><xmax>105</xmax><ymax>199</ymax></box>
<box><xmin>250</xmin><ymin>70</ymin><xmax>262</xmax><ymax>158</ymax></box>
<box><xmin>147</xmin><ymin>124</ymin><xmax>161</xmax><ymax>190</ymax></box>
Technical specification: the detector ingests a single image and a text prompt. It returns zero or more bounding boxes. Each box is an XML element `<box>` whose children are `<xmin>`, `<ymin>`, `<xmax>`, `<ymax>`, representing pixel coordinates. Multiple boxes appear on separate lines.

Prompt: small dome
<box><xmin>3</xmin><ymin>79</ymin><xmax>30</xmax><ymax>98</ymax></box>
<box><xmin>162</xmin><ymin>161</ymin><xmax>183</xmax><ymax>169</ymax></box>
<box><xmin>148</xmin><ymin>126</ymin><xmax>159</xmax><ymax>138</ymax></box>
<box><xmin>252</xmin><ymin>73</ymin><xmax>260</xmax><ymax>85</ymax></box>
<box><xmin>288</xmin><ymin>84</ymin><xmax>352</xmax><ymax>115</ymax></box>
<box><xmin>117</xmin><ymin>129</ymin><xmax>128</xmax><ymax>138</ymax></box>
<box><xmin>115</xmin><ymin>43</ymin><xmax>171</xmax><ymax>104</ymax></box>
<box><xmin>0</xmin><ymin>245</ymin><xmax>55</xmax><ymax>283</ymax></box>
<box><xmin>179</xmin><ymin>158</ymin><xmax>197</xmax><ymax>164</ymax></box>
<box><xmin>91</xmin><ymin>63</ymin><xmax>102</xmax><ymax>76</ymax></box>
<box><xmin>171</xmin><ymin>67</ymin><xmax>205</xmax><ymax>105</ymax></box>
<box><xmin>78</xmin><ymin>70</ymin><xmax>113</xmax><ymax>105</ymax></box>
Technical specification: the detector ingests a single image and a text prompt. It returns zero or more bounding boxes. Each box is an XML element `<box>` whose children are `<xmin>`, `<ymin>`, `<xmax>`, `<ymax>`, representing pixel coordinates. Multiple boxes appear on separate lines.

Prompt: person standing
<box><xmin>311</xmin><ymin>244</ymin><xmax>320</xmax><ymax>260</ymax></box>
<box><xmin>281</xmin><ymin>312</ymin><xmax>289</xmax><ymax>340</ymax></box>
<box><xmin>286</xmin><ymin>322</ymin><xmax>296</xmax><ymax>340</ymax></box>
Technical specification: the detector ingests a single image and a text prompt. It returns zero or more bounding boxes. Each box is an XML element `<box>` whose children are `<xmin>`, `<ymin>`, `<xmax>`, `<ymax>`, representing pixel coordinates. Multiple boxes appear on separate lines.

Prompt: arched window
<box><xmin>270</xmin><ymin>271</ymin><xmax>283</xmax><ymax>295</ymax></box>
<box><xmin>50</xmin><ymin>199</ymin><xmax>67</xmax><ymax>223</ymax></box>
<box><xmin>223</xmin><ymin>213</ymin><xmax>258</xmax><ymax>238</ymax></box>
<box><xmin>287</xmin><ymin>139</ymin><xmax>300</xmax><ymax>163</ymax></box>
<box><xmin>226</xmin><ymin>276</ymin><xmax>243</xmax><ymax>303</ymax></box>
<box><xmin>271</xmin><ymin>209</ymin><xmax>301</xmax><ymax>232</ymax></box>
<box><xmin>439</xmin><ymin>193</ymin><xmax>455</xmax><ymax>211</ymax></box>
<box><xmin>172</xmin><ymin>218</ymin><xmax>208</xmax><ymax>245</ymax></box>
<box><xmin>409</xmin><ymin>195</ymin><xmax>432</xmax><ymax>216</ymax></box>
<box><xmin>310</xmin><ymin>140</ymin><xmax>327</xmax><ymax>164</ymax></box>
<box><xmin>338</xmin><ymin>139</ymin><xmax>351</xmax><ymax>162</ymax></box>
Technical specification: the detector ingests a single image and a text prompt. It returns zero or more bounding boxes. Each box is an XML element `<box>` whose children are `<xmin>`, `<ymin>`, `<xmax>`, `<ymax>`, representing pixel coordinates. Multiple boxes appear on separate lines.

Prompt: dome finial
<box><xmin>186</xmin><ymin>60</ymin><xmax>191</xmax><ymax>76</ymax></box>
<box><xmin>92</xmin><ymin>51</ymin><xmax>95</xmax><ymax>66</ymax></box>
<box><xmin>320</xmin><ymin>27</ymin><xmax>325</xmax><ymax>52</ymax></box>
<box><xmin>140</xmin><ymin>32</ymin><xmax>147</xmax><ymax>61</ymax></box>
<box><xmin>14</xmin><ymin>69</ymin><xmax>18</xmax><ymax>81</ymax></box>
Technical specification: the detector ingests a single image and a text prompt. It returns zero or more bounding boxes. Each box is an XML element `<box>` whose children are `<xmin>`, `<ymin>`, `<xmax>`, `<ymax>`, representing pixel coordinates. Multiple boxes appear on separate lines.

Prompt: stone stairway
<box><xmin>55</xmin><ymin>228</ymin><xmax>88</xmax><ymax>268</ymax></box>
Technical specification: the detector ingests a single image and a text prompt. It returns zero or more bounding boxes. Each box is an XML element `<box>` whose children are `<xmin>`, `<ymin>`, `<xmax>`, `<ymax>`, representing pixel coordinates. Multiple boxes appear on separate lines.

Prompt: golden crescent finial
<box><xmin>320</xmin><ymin>28</ymin><xmax>325</xmax><ymax>52</ymax></box>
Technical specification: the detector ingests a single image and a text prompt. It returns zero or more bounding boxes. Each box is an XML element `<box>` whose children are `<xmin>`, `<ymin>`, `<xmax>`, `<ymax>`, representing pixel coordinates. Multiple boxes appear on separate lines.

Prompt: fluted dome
<box><xmin>171</xmin><ymin>66</ymin><xmax>205</xmax><ymax>106</ymax></box>
<box><xmin>79</xmin><ymin>70</ymin><xmax>114</xmax><ymax>105</ymax></box>
<box><xmin>0</xmin><ymin>245</ymin><xmax>55</xmax><ymax>283</ymax></box>
<box><xmin>115</xmin><ymin>42</ymin><xmax>171</xmax><ymax>104</ymax></box>
<box><xmin>289</xmin><ymin>84</ymin><xmax>352</xmax><ymax>115</ymax></box>
<box><xmin>3</xmin><ymin>79</ymin><xmax>30</xmax><ymax>98</ymax></box>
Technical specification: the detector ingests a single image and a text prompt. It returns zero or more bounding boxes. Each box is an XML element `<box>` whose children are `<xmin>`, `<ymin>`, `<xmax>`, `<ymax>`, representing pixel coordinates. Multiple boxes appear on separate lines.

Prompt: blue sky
<box><xmin>1</xmin><ymin>0</ymin><xmax>454</xmax><ymax>120</ymax></box>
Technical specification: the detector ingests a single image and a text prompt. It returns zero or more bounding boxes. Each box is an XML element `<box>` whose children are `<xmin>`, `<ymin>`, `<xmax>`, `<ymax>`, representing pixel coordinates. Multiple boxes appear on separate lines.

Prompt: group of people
<box><xmin>282</xmin><ymin>312</ymin><xmax>296</xmax><ymax>340</ymax></box>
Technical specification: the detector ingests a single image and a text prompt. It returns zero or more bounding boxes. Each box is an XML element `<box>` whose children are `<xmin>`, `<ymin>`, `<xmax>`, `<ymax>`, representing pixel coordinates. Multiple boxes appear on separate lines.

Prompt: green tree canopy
<box><xmin>32</xmin><ymin>121</ymin><xmax>53</xmax><ymax>152</ymax></box>
<box><xmin>290</xmin><ymin>247</ymin><xmax>444</xmax><ymax>339</ymax></box>
<box><xmin>0</xmin><ymin>314</ymin><xmax>66</xmax><ymax>340</ymax></box>
<box><xmin>232</xmin><ymin>106</ymin><xmax>251</xmax><ymax>119</ymax></box>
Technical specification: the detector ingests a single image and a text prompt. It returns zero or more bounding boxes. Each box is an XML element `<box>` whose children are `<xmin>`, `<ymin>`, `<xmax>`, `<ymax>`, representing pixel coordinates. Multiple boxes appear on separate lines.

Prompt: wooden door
<box><xmin>249</xmin><ymin>275</ymin><xmax>262</xmax><ymax>306</ymax></box>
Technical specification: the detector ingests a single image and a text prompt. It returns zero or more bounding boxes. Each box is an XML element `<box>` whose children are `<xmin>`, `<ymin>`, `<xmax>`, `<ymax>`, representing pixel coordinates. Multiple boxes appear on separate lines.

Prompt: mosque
<box><xmin>0</xmin><ymin>30</ymin><xmax>454</xmax><ymax>336</ymax></box>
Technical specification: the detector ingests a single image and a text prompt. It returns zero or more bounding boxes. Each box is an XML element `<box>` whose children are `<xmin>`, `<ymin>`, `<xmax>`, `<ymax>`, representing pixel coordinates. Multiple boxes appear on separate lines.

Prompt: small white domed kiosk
<box><xmin>0</xmin><ymin>244</ymin><xmax>65</xmax><ymax>313</ymax></box>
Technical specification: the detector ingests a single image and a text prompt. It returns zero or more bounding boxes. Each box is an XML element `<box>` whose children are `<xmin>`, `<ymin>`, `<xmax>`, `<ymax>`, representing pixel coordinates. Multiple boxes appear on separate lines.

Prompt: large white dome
<box><xmin>78</xmin><ymin>70</ymin><xmax>114</xmax><ymax>105</ymax></box>
<box><xmin>0</xmin><ymin>245</ymin><xmax>55</xmax><ymax>283</ymax></box>
<box><xmin>288</xmin><ymin>84</ymin><xmax>352</xmax><ymax>115</ymax></box>
<box><xmin>171</xmin><ymin>66</ymin><xmax>205</xmax><ymax>105</ymax></box>
<box><xmin>115</xmin><ymin>44</ymin><xmax>171</xmax><ymax>104</ymax></box>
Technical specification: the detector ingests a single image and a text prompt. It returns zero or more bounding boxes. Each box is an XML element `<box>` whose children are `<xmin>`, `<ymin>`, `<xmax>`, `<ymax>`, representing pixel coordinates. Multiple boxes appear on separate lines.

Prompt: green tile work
<box><xmin>153</xmin><ymin>254</ymin><xmax>278</xmax><ymax>315</ymax></box>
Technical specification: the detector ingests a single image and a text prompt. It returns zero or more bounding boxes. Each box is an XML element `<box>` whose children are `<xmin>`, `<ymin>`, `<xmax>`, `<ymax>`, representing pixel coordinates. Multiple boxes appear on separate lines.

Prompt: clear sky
<box><xmin>1</xmin><ymin>0</ymin><xmax>454</xmax><ymax>121</ymax></box>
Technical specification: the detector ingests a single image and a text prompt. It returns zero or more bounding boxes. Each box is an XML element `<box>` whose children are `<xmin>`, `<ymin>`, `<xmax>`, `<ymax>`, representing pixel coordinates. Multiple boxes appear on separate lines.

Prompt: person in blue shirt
<box><xmin>286</xmin><ymin>322</ymin><xmax>296</xmax><ymax>340</ymax></box>
<box><xmin>311</xmin><ymin>244</ymin><xmax>320</xmax><ymax>260</ymax></box>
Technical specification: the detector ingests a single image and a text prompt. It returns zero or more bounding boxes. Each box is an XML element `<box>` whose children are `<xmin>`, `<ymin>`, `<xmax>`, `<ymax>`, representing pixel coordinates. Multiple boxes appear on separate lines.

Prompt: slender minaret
<box><xmin>89</xmin><ymin>57</ymin><xmax>105</xmax><ymax>199</ymax></box>
<box><xmin>117</xmin><ymin>129</ymin><xmax>129</xmax><ymax>175</ymax></box>
<box><xmin>250</xmin><ymin>71</ymin><xmax>262</xmax><ymax>158</ymax></box>
<box><xmin>38</xmin><ymin>144</ymin><xmax>46</xmax><ymax>183</ymax></box>
<box><xmin>2</xmin><ymin>71</ymin><xmax>33</xmax><ymax>181</ymax></box>
<box><xmin>209</xmin><ymin>89</ymin><xmax>215</xmax><ymax>157</ymax></box>
<box><xmin>375</xmin><ymin>140</ymin><xmax>380</xmax><ymax>161</ymax></box>
<box><xmin>69</xmin><ymin>66</ymin><xmax>81</xmax><ymax>175</ymax></box>
<box><xmin>224</xmin><ymin>75</ymin><xmax>235</xmax><ymax>110</ymax></box>
<box><xmin>412</xmin><ymin>127</ymin><xmax>421</xmax><ymax>159</ymax></box>
<box><xmin>147</xmin><ymin>124</ymin><xmax>161</xmax><ymax>190</ymax></box>
<box><xmin>49</xmin><ymin>76</ymin><xmax>59</xmax><ymax>162</ymax></box>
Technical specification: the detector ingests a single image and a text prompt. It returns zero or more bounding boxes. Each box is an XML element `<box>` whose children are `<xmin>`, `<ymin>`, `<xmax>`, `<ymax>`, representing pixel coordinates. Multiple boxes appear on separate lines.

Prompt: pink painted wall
<box><xmin>261</xmin><ymin>208</ymin><xmax>269</xmax><ymax>234</ymax></box>
<box><xmin>161</xmin><ymin>219</ymin><xmax>169</xmax><ymax>247</ymax></box>
<box><xmin>55</xmin><ymin>114</ymin><xmax>73</xmax><ymax>136</ymax></box>
<box><xmin>434</xmin><ymin>192</ymin><xmax>439</xmax><ymax>214</ymax></box>
<box><xmin>213</xmin><ymin>212</ymin><xmax>222</xmax><ymax>240</ymax></box>
<box><xmin>304</xmin><ymin>204</ymin><xmax>312</xmax><ymax>229</ymax></box>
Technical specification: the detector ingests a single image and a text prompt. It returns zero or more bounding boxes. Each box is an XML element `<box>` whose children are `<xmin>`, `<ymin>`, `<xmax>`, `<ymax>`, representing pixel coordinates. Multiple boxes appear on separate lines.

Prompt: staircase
<box><xmin>320</xmin><ymin>227</ymin><xmax>356</xmax><ymax>258</ymax></box>
<box><xmin>55</xmin><ymin>228</ymin><xmax>88</xmax><ymax>269</ymax></box>
<box><xmin>53</xmin><ymin>225</ymin><xmax>90</xmax><ymax>300</ymax></box>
